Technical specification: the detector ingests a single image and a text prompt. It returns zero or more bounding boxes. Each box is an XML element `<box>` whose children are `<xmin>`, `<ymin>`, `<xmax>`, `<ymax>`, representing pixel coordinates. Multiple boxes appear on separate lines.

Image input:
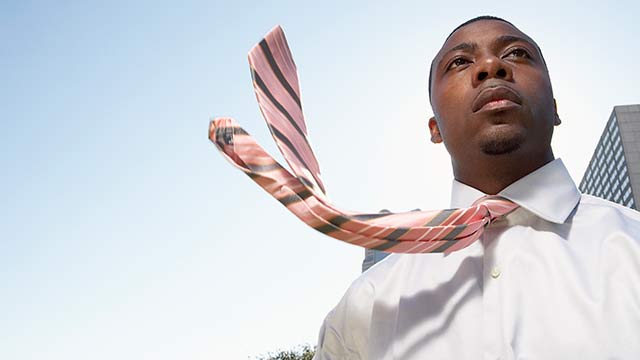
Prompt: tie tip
<box><xmin>209</xmin><ymin>117</ymin><xmax>234</xmax><ymax>141</ymax></box>
<box><xmin>248</xmin><ymin>25</ymin><xmax>286</xmax><ymax>59</ymax></box>
<box><xmin>267</xmin><ymin>24</ymin><xmax>284</xmax><ymax>37</ymax></box>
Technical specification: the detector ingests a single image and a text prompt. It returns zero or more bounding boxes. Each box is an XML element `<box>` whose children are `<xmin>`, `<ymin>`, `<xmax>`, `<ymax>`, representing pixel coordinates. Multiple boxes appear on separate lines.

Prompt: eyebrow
<box><xmin>494</xmin><ymin>34</ymin><xmax>536</xmax><ymax>49</ymax></box>
<box><xmin>442</xmin><ymin>42</ymin><xmax>477</xmax><ymax>58</ymax></box>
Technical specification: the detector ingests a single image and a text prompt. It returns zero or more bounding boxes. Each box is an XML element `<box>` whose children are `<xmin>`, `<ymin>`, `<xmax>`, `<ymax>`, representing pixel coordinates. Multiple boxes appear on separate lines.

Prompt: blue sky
<box><xmin>2</xmin><ymin>0</ymin><xmax>639</xmax><ymax>359</ymax></box>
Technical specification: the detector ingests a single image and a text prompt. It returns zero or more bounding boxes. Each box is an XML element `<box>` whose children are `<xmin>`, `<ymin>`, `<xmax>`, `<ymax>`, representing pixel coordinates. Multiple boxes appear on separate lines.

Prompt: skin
<box><xmin>428</xmin><ymin>20</ymin><xmax>561</xmax><ymax>195</ymax></box>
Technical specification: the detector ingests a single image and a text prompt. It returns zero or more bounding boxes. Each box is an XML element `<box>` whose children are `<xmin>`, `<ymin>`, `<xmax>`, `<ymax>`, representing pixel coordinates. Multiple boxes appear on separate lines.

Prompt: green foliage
<box><xmin>253</xmin><ymin>344</ymin><xmax>315</xmax><ymax>360</ymax></box>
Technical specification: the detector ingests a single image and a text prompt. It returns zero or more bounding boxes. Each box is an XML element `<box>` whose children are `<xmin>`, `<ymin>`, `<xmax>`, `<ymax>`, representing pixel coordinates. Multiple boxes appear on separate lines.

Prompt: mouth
<box><xmin>472</xmin><ymin>85</ymin><xmax>522</xmax><ymax>113</ymax></box>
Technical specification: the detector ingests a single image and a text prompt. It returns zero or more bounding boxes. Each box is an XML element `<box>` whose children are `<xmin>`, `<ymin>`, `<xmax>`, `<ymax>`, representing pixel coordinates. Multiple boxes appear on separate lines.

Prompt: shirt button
<box><xmin>491</xmin><ymin>266</ymin><xmax>501</xmax><ymax>279</ymax></box>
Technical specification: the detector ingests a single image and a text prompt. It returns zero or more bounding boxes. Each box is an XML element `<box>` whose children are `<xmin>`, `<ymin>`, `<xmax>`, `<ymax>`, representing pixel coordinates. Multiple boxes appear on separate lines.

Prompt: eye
<box><xmin>447</xmin><ymin>57</ymin><xmax>471</xmax><ymax>70</ymax></box>
<box><xmin>505</xmin><ymin>48</ymin><xmax>530</xmax><ymax>59</ymax></box>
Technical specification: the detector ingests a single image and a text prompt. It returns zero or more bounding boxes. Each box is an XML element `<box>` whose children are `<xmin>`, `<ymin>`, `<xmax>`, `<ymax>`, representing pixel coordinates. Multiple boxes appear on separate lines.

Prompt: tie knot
<box><xmin>472</xmin><ymin>196</ymin><xmax>519</xmax><ymax>222</ymax></box>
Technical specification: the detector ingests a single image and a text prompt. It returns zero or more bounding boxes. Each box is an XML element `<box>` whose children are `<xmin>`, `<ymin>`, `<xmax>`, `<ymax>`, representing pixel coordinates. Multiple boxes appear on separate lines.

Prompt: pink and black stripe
<box><xmin>209</xmin><ymin>26</ymin><xmax>519</xmax><ymax>254</ymax></box>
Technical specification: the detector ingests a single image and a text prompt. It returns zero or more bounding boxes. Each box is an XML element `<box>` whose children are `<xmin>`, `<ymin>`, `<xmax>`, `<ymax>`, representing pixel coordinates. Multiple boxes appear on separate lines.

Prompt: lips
<box><xmin>472</xmin><ymin>85</ymin><xmax>522</xmax><ymax>113</ymax></box>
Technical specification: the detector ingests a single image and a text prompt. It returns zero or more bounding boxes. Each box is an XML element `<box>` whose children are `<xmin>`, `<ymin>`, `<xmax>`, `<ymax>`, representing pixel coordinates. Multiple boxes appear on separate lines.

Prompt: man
<box><xmin>313</xmin><ymin>16</ymin><xmax>640</xmax><ymax>359</ymax></box>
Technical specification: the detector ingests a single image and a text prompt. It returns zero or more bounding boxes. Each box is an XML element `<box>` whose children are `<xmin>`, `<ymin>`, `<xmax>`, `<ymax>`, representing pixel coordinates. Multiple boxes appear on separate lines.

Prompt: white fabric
<box><xmin>313</xmin><ymin>158</ymin><xmax>640</xmax><ymax>360</ymax></box>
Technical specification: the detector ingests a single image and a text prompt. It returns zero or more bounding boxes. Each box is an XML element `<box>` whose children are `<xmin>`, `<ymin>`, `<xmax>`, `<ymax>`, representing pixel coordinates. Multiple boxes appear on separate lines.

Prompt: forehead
<box><xmin>435</xmin><ymin>20</ymin><xmax>534</xmax><ymax>62</ymax></box>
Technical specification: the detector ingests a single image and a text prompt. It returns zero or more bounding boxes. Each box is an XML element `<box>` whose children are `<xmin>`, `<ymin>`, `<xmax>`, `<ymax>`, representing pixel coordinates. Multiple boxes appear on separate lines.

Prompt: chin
<box><xmin>479</xmin><ymin>129</ymin><xmax>526</xmax><ymax>155</ymax></box>
<box><xmin>480</xmin><ymin>138</ymin><xmax>522</xmax><ymax>155</ymax></box>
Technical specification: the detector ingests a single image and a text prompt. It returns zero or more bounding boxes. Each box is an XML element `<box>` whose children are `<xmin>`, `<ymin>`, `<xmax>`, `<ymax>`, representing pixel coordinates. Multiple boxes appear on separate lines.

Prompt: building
<box><xmin>362</xmin><ymin>105</ymin><xmax>640</xmax><ymax>272</ymax></box>
<box><xmin>579</xmin><ymin>104</ymin><xmax>640</xmax><ymax>210</ymax></box>
<box><xmin>362</xmin><ymin>248</ymin><xmax>389</xmax><ymax>272</ymax></box>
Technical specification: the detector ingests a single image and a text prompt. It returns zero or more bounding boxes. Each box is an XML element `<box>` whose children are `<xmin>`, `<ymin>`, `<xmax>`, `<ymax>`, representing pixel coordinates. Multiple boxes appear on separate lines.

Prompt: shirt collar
<box><xmin>450</xmin><ymin>158</ymin><xmax>580</xmax><ymax>224</ymax></box>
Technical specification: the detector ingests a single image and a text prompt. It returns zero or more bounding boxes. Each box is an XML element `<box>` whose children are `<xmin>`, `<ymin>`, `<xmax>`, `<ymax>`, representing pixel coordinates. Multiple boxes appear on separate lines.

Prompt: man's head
<box><xmin>427</xmin><ymin>16</ymin><xmax>561</xmax><ymax>191</ymax></box>
<box><xmin>427</xmin><ymin>16</ymin><xmax>548</xmax><ymax>100</ymax></box>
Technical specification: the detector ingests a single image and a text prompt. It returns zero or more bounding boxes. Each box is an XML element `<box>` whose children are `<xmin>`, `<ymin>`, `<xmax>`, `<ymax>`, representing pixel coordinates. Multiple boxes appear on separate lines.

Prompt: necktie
<box><xmin>209</xmin><ymin>25</ymin><xmax>518</xmax><ymax>254</ymax></box>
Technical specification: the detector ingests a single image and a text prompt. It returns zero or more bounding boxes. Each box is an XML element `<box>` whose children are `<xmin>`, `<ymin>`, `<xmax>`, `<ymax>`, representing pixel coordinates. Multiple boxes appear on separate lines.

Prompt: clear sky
<box><xmin>2</xmin><ymin>0</ymin><xmax>639</xmax><ymax>359</ymax></box>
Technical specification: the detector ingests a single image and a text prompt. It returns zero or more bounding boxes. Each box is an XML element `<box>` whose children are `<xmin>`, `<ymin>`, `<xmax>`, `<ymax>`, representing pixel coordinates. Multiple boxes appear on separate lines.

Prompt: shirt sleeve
<box><xmin>313</xmin><ymin>278</ymin><xmax>375</xmax><ymax>360</ymax></box>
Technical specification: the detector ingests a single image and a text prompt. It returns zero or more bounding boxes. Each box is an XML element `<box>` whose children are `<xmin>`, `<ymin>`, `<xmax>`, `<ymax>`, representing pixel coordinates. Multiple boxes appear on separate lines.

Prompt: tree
<box><xmin>253</xmin><ymin>344</ymin><xmax>315</xmax><ymax>360</ymax></box>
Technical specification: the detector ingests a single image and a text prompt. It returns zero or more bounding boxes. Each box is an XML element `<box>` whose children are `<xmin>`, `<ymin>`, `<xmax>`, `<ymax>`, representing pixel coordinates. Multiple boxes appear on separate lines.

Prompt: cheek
<box><xmin>519</xmin><ymin>70</ymin><xmax>555</xmax><ymax>109</ymax></box>
<box><xmin>519</xmin><ymin>73</ymin><xmax>557</xmax><ymax>137</ymax></box>
<box><xmin>432</xmin><ymin>86</ymin><xmax>465</xmax><ymax>122</ymax></box>
<box><xmin>435</xmin><ymin>117</ymin><xmax>467</xmax><ymax>151</ymax></box>
<box><xmin>432</xmin><ymin>96</ymin><xmax>472</xmax><ymax>148</ymax></box>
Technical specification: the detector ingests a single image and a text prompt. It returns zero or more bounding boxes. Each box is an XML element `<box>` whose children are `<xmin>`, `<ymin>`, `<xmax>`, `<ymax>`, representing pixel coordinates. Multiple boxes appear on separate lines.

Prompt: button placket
<box><xmin>482</xmin><ymin>227</ymin><xmax>502</xmax><ymax>358</ymax></box>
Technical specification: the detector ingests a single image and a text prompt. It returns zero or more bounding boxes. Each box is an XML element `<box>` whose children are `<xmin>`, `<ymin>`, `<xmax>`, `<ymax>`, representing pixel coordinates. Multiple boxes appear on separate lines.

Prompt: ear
<box><xmin>428</xmin><ymin>116</ymin><xmax>443</xmax><ymax>144</ymax></box>
<box><xmin>553</xmin><ymin>98</ymin><xmax>561</xmax><ymax>126</ymax></box>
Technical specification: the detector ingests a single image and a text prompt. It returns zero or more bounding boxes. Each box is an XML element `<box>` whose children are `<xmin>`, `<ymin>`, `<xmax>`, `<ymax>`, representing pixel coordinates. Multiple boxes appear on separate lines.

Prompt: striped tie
<box><xmin>209</xmin><ymin>25</ymin><xmax>518</xmax><ymax>254</ymax></box>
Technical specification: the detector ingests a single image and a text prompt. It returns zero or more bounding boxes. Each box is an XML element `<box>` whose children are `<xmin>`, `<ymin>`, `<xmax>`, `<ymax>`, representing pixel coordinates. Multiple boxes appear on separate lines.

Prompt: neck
<box><xmin>452</xmin><ymin>149</ymin><xmax>554</xmax><ymax>195</ymax></box>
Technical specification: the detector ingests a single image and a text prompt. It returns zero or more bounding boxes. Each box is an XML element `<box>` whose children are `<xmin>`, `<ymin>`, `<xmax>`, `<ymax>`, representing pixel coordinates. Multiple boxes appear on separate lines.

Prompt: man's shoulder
<box><xmin>575</xmin><ymin>194</ymin><xmax>640</xmax><ymax>243</ymax></box>
<box><xmin>341</xmin><ymin>253</ymin><xmax>422</xmax><ymax>305</ymax></box>
<box><xmin>358</xmin><ymin>252</ymin><xmax>420</xmax><ymax>285</ymax></box>
<box><xmin>578</xmin><ymin>193</ymin><xmax>640</xmax><ymax>221</ymax></box>
<box><xmin>347</xmin><ymin>254</ymin><xmax>399</xmax><ymax>296</ymax></box>
<box><xmin>313</xmin><ymin>258</ymin><xmax>406</xmax><ymax>360</ymax></box>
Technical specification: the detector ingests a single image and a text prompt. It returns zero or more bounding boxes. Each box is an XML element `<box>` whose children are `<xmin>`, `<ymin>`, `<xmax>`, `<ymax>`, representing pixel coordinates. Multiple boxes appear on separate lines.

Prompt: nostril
<box><xmin>478</xmin><ymin>72</ymin><xmax>488</xmax><ymax>81</ymax></box>
<box><xmin>497</xmin><ymin>68</ymin><xmax>507</xmax><ymax>77</ymax></box>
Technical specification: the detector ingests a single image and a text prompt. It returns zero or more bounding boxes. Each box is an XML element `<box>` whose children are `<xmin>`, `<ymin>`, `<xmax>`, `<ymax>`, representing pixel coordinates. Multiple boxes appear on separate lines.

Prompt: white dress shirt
<box><xmin>313</xmin><ymin>159</ymin><xmax>640</xmax><ymax>360</ymax></box>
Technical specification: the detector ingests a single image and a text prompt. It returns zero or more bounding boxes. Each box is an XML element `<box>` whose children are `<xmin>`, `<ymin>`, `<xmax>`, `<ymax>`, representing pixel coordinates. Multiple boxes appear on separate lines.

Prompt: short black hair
<box><xmin>428</xmin><ymin>16</ymin><xmax>547</xmax><ymax>101</ymax></box>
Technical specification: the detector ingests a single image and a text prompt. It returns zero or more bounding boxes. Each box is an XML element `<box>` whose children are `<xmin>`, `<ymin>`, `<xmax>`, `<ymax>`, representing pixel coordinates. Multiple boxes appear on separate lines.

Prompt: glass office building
<box><xmin>579</xmin><ymin>104</ymin><xmax>640</xmax><ymax>210</ymax></box>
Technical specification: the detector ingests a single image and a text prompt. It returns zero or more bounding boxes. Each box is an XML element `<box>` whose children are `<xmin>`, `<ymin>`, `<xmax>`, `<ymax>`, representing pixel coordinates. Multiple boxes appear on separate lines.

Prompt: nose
<box><xmin>472</xmin><ymin>55</ymin><xmax>512</xmax><ymax>87</ymax></box>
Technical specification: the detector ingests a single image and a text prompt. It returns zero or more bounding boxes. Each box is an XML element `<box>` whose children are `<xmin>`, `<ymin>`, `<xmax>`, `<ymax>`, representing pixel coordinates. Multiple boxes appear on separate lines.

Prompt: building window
<box><xmin>615</xmin><ymin>145</ymin><xmax>623</xmax><ymax>161</ymax></box>
<box><xmin>609</xmin><ymin>116</ymin><xmax>617</xmax><ymax>131</ymax></box>
<box><xmin>609</xmin><ymin>115</ymin><xmax>617</xmax><ymax>131</ymax></box>
<box><xmin>622</xmin><ymin>177</ymin><xmax>630</xmax><ymax>188</ymax></box>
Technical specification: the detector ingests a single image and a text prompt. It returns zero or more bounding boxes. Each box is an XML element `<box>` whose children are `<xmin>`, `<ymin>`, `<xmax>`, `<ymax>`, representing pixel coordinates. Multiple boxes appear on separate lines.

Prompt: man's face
<box><xmin>429</xmin><ymin>20</ymin><xmax>559</xmax><ymax>163</ymax></box>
